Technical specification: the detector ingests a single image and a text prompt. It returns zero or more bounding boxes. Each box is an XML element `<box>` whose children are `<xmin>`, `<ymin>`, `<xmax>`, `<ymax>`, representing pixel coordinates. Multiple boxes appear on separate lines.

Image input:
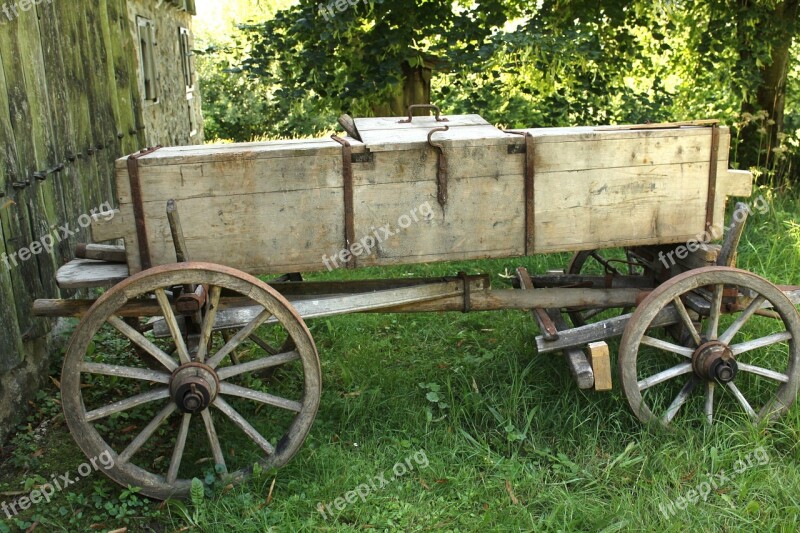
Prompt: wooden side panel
<box><xmin>101</xmin><ymin>124</ymin><xmax>750</xmax><ymax>275</ymax></box>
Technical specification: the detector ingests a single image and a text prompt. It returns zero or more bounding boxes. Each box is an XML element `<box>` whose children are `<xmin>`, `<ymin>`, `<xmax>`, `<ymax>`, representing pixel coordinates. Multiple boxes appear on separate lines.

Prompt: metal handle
<box><xmin>427</xmin><ymin>126</ymin><xmax>450</xmax><ymax>208</ymax></box>
<box><xmin>399</xmin><ymin>104</ymin><xmax>448</xmax><ymax>124</ymax></box>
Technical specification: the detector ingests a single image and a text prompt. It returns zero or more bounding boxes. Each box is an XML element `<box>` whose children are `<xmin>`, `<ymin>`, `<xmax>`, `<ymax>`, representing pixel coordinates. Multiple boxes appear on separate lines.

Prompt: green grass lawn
<box><xmin>3</xmin><ymin>188</ymin><xmax>800</xmax><ymax>532</ymax></box>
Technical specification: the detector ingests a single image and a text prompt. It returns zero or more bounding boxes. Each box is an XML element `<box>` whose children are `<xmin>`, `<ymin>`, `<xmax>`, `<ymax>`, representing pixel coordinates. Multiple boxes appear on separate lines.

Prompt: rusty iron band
<box><xmin>507</xmin><ymin>131</ymin><xmax>535</xmax><ymax>255</ymax></box>
<box><xmin>331</xmin><ymin>135</ymin><xmax>357</xmax><ymax>269</ymax></box>
<box><xmin>705</xmin><ymin>123</ymin><xmax>720</xmax><ymax>231</ymax></box>
<box><xmin>127</xmin><ymin>146</ymin><xmax>163</xmax><ymax>271</ymax></box>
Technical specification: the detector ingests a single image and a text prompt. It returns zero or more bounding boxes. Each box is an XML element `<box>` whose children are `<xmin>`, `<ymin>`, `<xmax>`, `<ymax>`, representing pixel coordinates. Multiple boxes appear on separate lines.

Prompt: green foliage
<box><xmin>197</xmin><ymin>0</ymin><xmax>799</xmax><ymax>183</ymax></box>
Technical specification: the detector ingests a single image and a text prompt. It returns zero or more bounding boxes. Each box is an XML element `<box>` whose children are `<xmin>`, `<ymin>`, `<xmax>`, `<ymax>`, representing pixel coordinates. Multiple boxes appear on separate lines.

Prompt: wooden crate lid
<box><xmin>354</xmin><ymin>114</ymin><xmax>510</xmax><ymax>152</ymax></box>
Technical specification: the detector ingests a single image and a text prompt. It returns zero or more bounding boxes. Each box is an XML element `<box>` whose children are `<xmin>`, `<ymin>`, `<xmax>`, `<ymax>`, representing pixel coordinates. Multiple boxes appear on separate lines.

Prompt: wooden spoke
<box><xmin>201</xmin><ymin>409</ymin><xmax>227</xmax><ymax>474</ymax></box>
<box><xmin>637</xmin><ymin>361</ymin><xmax>693</xmax><ymax>391</ymax></box>
<box><xmin>249</xmin><ymin>333</ymin><xmax>282</xmax><ymax>355</ymax></box>
<box><xmin>219</xmin><ymin>382</ymin><xmax>303</xmax><ymax>413</ymax></box>
<box><xmin>726</xmin><ymin>382</ymin><xmax>758</xmax><ymax>419</ymax></box>
<box><xmin>118</xmin><ymin>402</ymin><xmax>177</xmax><ymax>464</ymax></box>
<box><xmin>641</xmin><ymin>335</ymin><xmax>694</xmax><ymax>358</ymax></box>
<box><xmin>704</xmin><ymin>284</ymin><xmax>724</xmax><ymax>340</ymax></box>
<box><xmin>672</xmin><ymin>296</ymin><xmax>702</xmax><ymax>347</ymax></box>
<box><xmin>81</xmin><ymin>362</ymin><xmax>170</xmax><ymax>384</ymax></box>
<box><xmin>155</xmin><ymin>289</ymin><xmax>191</xmax><ymax>365</ymax></box>
<box><xmin>196</xmin><ymin>285</ymin><xmax>223</xmax><ymax>363</ymax></box>
<box><xmin>737</xmin><ymin>362</ymin><xmax>790</xmax><ymax>383</ymax></box>
<box><xmin>166</xmin><ymin>413</ymin><xmax>192</xmax><ymax>484</ymax></box>
<box><xmin>108</xmin><ymin>315</ymin><xmax>178</xmax><ymax>372</ymax></box>
<box><xmin>213</xmin><ymin>397</ymin><xmax>275</xmax><ymax>455</ymax></box>
<box><xmin>581</xmin><ymin>308</ymin><xmax>606</xmax><ymax>321</ymax></box>
<box><xmin>718</xmin><ymin>295</ymin><xmax>767</xmax><ymax>344</ymax></box>
<box><xmin>704</xmin><ymin>381</ymin><xmax>715</xmax><ymax>425</ymax></box>
<box><xmin>207</xmin><ymin>309</ymin><xmax>273</xmax><ymax>369</ymax></box>
<box><xmin>85</xmin><ymin>388</ymin><xmax>170</xmax><ymax>422</ymax></box>
<box><xmin>216</xmin><ymin>350</ymin><xmax>300</xmax><ymax>381</ymax></box>
<box><xmin>661</xmin><ymin>377</ymin><xmax>698</xmax><ymax>424</ymax></box>
<box><xmin>730</xmin><ymin>331</ymin><xmax>792</xmax><ymax>356</ymax></box>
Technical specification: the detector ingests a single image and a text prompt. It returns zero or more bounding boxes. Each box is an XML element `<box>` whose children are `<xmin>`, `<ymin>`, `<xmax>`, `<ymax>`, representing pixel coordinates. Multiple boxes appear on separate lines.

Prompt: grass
<box><xmin>3</xmin><ymin>187</ymin><xmax>800</xmax><ymax>532</ymax></box>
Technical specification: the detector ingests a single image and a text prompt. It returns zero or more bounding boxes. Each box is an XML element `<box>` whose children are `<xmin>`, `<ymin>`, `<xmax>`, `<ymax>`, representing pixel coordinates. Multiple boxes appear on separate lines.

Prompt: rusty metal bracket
<box><xmin>516</xmin><ymin>266</ymin><xmax>559</xmax><ymax>341</ymax></box>
<box><xmin>506</xmin><ymin>131</ymin><xmax>535</xmax><ymax>255</ymax></box>
<box><xmin>127</xmin><ymin>145</ymin><xmax>163</xmax><ymax>271</ymax></box>
<box><xmin>705</xmin><ymin>122</ymin><xmax>720</xmax><ymax>231</ymax></box>
<box><xmin>458</xmin><ymin>271</ymin><xmax>472</xmax><ymax>313</ymax></box>
<box><xmin>427</xmin><ymin>126</ymin><xmax>449</xmax><ymax>208</ymax></box>
<box><xmin>399</xmin><ymin>104</ymin><xmax>448</xmax><ymax>124</ymax></box>
<box><xmin>331</xmin><ymin>135</ymin><xmax>357</xmax><ymax>269</ymax></box>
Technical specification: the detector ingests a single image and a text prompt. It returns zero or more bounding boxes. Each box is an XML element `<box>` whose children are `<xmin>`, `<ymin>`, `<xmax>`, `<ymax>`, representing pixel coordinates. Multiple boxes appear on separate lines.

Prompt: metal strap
<box><xmin>331</xmin><ymin>135</ymin><xmax>357</xmax><ymax>268</ymax></box>
<box><xmin>507</xmin><ymin>131</ymin><xmax>535</xmax><ymax>254</ymax></box>
<box><xmin>458</xmin><ymin>271</ymin><xmax>471</xmax><ymax>313</ymax></box>
<box><xmin>705</xmin><ymin>123</ymin><xmax>720</xmax><ymax>231</ymax></box>
<box><xmin>127</xmin><ymin>146</ymin><xmax>163</xmax><ymax>270</ymax></box>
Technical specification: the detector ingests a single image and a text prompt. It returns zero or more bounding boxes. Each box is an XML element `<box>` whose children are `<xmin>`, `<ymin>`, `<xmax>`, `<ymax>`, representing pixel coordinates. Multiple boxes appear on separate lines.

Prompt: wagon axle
<box><xmin>169</xmin><ymin>362</ymin><xmax>219</xmax><ymax>414</ymax></box>
<box><xmin>692</xmin><ymin>341</ymin><xmax>738</xmax><ymax>384</ymax></box>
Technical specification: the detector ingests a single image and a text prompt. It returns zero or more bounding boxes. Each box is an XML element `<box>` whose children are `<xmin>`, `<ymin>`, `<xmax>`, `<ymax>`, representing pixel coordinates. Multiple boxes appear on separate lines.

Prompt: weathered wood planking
<box><xmin>95</xmin><ymin>118</ymin><xmax>751</xmax><ymax>276</ymax></box>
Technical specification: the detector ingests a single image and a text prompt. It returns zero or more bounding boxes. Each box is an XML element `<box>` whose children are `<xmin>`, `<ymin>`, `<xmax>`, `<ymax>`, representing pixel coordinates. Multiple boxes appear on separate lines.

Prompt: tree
<box><xmin>224</xmin><ymin>0</ymin><xmax>798</xmax><ymax>179</ymax></box>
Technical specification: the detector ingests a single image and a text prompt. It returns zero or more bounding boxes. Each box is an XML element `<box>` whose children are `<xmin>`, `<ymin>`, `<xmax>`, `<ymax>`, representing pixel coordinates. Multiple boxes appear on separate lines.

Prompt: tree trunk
<box><xmin>738</xmin><ymin>0</ymin><xmax>798</xmax><ymax>169</ymax></box>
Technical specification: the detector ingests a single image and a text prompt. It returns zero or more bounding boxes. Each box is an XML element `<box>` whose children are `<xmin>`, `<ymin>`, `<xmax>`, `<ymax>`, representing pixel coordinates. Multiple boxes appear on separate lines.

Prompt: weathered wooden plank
<box><xmin>352</xmin><ymin>175</ymin><xmax>525</xmax><ymax>267</ymax></box>
<box><xmin>99</xmin><ymin>0</ymin><xmax>138</xmax><ymax>158</ymax></box>
<box><xmin>33</xmin><ymin>0</ymin><xmax>72</xmax><ymax>269</ymax></box>
<box><xmin>0</xmin><ymin>15</ymin><xmax>47</xmax><ymax>339</ymax></box>
<box><xmin>79</xmin><ymin>0</ymin><xmax>118</xmax><ymax>207</ymax></box>
<box><xmin>18</xmin><ymin>1</ymin><xmax>61</xmax><ymax>318</ymax></box>
<box><xmin>56</xmin><ymin>259</ymin><xmax>130</xmax><ymax>290</ymax></box>
<box><xmin>0</xmin><ymin>47</ymin><xmax>24</xmax><ymax>370</ymax></box>
<box><xmin>355</xmin><ymin>114</ymin><xmax>490</xmax><ymax>131</ymax></box>
<box><xmin>115</xmin><ymin>152</ymin><xmax>343</xmax><ymax>204</ymax></box>
<box><xmin>55</xmin><ymin>0</ymin><xmax>95</xmax><ymax>244</ymax></box>
<box><xmin>75</xmin><ymin>243</ymin><xmax>127</xmax><ymax>263</ymax></box>
<box><xmin>534</xmin><ymin>162</ymin><xmax>720</xmax><ymax>253</ymax></box>
<box><xmin>358</xmin><ymin>125</ymin><xmax>511</xmax><ymax>152</ymax></box>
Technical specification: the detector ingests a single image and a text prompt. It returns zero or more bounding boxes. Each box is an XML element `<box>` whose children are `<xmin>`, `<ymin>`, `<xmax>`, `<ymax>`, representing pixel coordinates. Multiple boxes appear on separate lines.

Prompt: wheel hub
<box><xmin>170</xmin><ymin>363</ymin><xmax>219</xmax><ymax>413</ymax></box>
<box><xmin>692</xmin><ymin>341</ymin><xmax>738</xmax><ymax>383</ymax></box>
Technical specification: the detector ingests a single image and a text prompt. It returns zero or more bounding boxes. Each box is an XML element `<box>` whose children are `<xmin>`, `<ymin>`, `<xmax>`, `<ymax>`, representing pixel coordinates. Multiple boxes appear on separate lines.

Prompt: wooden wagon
<box><xmin>33</xmin><ymin>107</ymin><xmax>800</xmax><ymax>499</ymax></box>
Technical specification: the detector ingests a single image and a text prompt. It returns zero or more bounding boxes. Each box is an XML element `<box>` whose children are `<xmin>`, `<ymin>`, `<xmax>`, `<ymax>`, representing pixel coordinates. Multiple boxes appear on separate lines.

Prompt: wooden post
<box><xmin>587</xmin><ymin>342</ymin><xmax>612</xmax><ymax>391</ymax></box>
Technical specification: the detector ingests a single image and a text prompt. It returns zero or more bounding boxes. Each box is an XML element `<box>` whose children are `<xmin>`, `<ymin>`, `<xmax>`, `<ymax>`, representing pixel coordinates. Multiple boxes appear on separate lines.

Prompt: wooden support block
<box><xmin>75</xmin><ymin>243</ymin><xmax>127</xmax><ymax>263</ymax></box>
<box><xmin>587</xmin><ymin>342</ymin><xmax>612</xmax><ymax>391</ymax></box>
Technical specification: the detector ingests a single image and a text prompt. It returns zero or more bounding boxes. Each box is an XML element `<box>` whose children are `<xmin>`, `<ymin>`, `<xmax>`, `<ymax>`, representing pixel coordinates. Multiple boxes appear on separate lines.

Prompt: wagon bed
<box><xmin>89</xmin><ymin>114</ymin><xmax>751</xmax><ymax>276</ymax></box>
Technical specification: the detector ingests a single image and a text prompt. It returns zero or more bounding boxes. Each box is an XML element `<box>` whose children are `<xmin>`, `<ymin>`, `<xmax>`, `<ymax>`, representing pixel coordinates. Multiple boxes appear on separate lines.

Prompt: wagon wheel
<box><xmin>566</xmin><ymin>248</ymin><xmax>646</xmax><ymax>326</ymax></box>
<box><xmin>61</xmin><ymin>263</ymin><xmax>321</xmax><ymax>500</ymax></box>
<box><xmin>619</xmin><ymin>267</ymin><xmax>800</xmax><ymax>427</ymax></box>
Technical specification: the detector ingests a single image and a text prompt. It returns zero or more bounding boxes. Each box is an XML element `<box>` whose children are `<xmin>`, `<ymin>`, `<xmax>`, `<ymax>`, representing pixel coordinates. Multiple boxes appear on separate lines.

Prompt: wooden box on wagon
<box><xmin>91</xmin><ymin>114</ymin><xmax>752</xmax><ymax>275</ymax></box>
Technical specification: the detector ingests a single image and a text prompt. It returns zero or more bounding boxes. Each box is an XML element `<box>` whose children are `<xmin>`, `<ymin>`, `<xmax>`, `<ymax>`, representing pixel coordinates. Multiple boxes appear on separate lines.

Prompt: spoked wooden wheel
<box><xmin>619</xmin><ymin>267</ymin><xmax>800</xmax><ymax>428</ymax></box>
<box><xmin>61</xmin><ymin>263</ymin><xmax>321</xmax><ymax>500</ymax></box>
<box><xmin>566</xmin><ymin>248</ymin><xmax>646</xmax><ymax>326</ymax></box>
